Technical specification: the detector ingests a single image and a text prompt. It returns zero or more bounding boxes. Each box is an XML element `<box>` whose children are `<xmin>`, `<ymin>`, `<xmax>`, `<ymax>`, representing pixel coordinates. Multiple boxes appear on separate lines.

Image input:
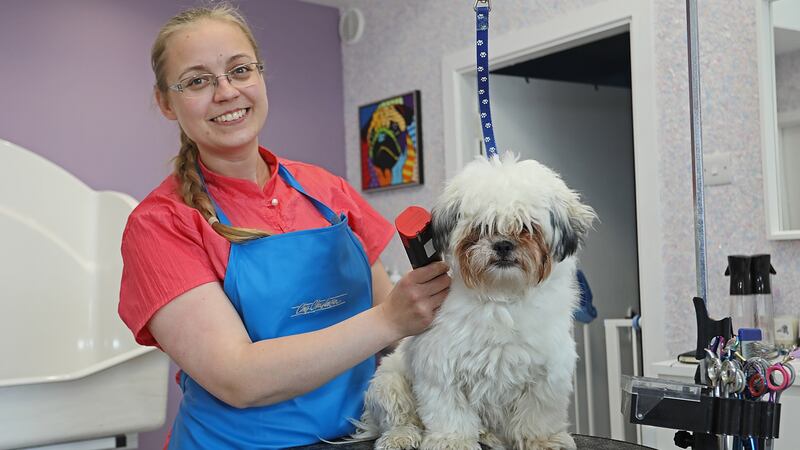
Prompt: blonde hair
<box><xmin>152</xmin><ymin>3</ymin><xmax>270</xmax><ymax>243</ymax></box>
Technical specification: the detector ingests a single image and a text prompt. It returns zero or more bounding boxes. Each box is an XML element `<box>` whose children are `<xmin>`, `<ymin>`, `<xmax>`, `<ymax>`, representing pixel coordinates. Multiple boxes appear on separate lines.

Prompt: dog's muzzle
<box><xmin>493</xmin><ymin>240</ymin><xmax>515</xmax><ymax>257</ymax></box>
<box><xmin>492</xmin><ymin>240</ymin><xmax>519</xmax><ymax>267</ymax></box>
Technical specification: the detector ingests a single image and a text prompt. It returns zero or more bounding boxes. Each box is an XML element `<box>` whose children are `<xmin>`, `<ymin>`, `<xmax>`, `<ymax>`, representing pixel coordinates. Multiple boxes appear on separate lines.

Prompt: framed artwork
<box><xmin>359</xmin><ymin>90</ymin><xmax>423</xmax><ymax>191</ymax></box>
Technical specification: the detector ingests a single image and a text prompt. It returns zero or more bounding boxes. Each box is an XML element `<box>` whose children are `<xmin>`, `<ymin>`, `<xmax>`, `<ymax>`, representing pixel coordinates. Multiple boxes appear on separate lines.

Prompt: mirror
<box><xmin>759</xmin><ymin>0</ymin><xmax>800</xmax><ymax>238</ymax></box>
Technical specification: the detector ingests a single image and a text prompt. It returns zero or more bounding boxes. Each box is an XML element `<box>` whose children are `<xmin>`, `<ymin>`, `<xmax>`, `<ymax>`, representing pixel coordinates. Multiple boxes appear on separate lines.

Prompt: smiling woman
<box><xmin>152</xmin><ymin>14</ymin><xmax>271</xmax><ymax>212</ymax></box>
<box><xmin>117</xmin><ymin>3</ymin><xmax>452</xmax><ymax>449</ymax></box>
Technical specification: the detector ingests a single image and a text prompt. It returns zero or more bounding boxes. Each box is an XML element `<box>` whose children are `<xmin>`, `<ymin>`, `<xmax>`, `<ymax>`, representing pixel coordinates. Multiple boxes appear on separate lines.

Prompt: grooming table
<box><xmin>291</xmin><ymin>435</ymin><xmax>654</xmax><ymax>450</ymax></box>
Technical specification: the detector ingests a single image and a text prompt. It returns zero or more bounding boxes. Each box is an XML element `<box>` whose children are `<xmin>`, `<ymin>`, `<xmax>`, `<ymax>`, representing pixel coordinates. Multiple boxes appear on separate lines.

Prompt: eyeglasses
<box><xmin>168</xmin><ymin>62</ymin><xmax>264</xmax><ymax>97</ymax></box>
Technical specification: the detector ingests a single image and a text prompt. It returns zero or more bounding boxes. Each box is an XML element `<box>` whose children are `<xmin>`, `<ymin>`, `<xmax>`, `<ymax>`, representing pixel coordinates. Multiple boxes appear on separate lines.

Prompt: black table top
<box><xmin>290</xmin><ymin>435</ymin><xmax>654</xmax><ymax>450</ymax></box>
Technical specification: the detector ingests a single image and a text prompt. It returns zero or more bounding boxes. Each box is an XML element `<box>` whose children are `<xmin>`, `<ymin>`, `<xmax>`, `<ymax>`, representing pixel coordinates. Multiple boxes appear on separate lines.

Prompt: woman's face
<box><xmin>157</xmin><ymin>19</ymin><xmax>268</xmax><ymax>158</ymax></box>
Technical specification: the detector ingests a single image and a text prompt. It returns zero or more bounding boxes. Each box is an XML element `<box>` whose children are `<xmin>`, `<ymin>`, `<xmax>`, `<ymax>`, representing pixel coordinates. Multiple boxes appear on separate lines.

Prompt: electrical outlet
<box><xmin>703</xmin><ymin>153</ymin><xmax>732</xmax><ymax>186</ymax></box>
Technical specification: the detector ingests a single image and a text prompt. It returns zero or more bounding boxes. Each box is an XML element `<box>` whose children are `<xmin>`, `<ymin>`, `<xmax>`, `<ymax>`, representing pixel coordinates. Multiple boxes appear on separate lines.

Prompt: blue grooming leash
<box><xmin>475</xmin><ymin>0</ymin><xmax>498</xmax><ymax>159</ymax></box>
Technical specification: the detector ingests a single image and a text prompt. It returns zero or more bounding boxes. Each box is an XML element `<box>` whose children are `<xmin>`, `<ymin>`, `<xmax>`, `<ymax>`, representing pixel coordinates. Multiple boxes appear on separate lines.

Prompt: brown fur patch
<box><xmin>456</xmin><ymin>228</ymin><xmax>482</xmax><ymax>290</ymax></box>
<box><xmin>519</xmin><ymin>224</ymin><xmax>552</xmax><ymax>284</ymax></box>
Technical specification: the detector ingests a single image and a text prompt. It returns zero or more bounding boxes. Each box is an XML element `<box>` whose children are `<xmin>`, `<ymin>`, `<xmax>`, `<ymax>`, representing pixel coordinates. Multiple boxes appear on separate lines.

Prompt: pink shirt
<box><xmin>119</xmin><ymin>147</ymin><xmax>394</xmax><ymax>347</ymax></box>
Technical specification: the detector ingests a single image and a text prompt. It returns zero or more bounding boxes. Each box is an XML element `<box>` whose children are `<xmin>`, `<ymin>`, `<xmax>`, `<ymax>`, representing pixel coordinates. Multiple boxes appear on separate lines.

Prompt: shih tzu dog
<box><xmin>354</xmin><ymin>153</ymin><xmax>597</xmax><ymax>450</ymax></box>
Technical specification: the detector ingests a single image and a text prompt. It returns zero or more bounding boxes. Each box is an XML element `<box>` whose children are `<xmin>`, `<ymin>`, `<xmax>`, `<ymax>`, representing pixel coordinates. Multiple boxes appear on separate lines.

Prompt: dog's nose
<box><xmin>493</xmin><ymin>240</ymin><xmax>515</xmax><ymax>257</ymax></box>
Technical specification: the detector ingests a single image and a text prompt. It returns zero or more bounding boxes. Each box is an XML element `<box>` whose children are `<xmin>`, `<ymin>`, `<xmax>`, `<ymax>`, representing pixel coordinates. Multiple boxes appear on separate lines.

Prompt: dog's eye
<box><xmin>521</xmin><ymin>224</ymin><xmax>531</xmax><ymax>234</ymax></box>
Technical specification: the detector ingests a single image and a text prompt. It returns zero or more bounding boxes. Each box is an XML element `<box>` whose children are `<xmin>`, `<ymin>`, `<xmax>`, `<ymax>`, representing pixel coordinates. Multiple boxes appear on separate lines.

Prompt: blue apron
<box><xmin>168</xmin><ymin>164</ymin><xmax>376</xmax><ymax>449</ymax></box>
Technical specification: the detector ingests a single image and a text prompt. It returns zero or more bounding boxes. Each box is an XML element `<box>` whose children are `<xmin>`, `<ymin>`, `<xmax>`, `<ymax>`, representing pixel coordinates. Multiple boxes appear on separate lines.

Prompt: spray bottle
<box><xmin>725</xmin><ymin>255</ymin><xmax>755</xmax><ymax>332</ymax></box>
<box><xmin>751</xmin><ymin>254</ymin><xmax>777</xmax><ymax>355</ymax></box>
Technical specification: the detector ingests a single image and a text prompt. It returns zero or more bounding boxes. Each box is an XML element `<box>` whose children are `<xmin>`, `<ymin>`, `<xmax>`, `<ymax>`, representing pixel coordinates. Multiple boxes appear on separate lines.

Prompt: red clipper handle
<box><xmin>395</xmin><ymin>206</ymin><xmax>442</xmax><ymax>269</ymax></box>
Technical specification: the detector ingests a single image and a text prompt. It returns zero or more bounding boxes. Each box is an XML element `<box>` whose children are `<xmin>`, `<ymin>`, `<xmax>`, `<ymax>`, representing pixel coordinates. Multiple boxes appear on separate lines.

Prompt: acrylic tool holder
<box><xmin>622</xmin><ymin>300</ymin><xmax>783</xmax><ymax>449</ymax></box>
<box><xmin>621</xmin><ymin>1</ymin><xmax>786</xmax><ymax>449</ymax></box>
<box><xmin>622</xmin><ymin>375</ymin><xmax>781</xmax><ymax>447</ymax></box>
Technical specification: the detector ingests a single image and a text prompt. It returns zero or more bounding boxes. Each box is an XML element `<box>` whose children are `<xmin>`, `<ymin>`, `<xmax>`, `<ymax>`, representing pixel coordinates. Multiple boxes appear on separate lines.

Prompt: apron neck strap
<box><xmin>277</xmin><ymin>164</ymin><xmax>340</xmax><ymax>225</ymax></box>
<box><xmin>195</xmin><ymin>162</ymin><xmax>232</xmax><ymax>226</ymax></box>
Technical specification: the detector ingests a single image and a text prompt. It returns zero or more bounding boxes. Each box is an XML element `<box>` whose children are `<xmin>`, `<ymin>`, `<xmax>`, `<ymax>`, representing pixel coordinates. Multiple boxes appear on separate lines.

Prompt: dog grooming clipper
<box><xmin>395</xmin><ymin>206</ymin><xmax>442</xmax><ymax>269</ymax></box>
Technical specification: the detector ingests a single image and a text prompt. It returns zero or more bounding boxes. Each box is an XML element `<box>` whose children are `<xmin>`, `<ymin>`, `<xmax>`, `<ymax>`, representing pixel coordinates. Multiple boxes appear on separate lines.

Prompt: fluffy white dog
<box><xmin>354</xmin><ymin>153</ymin><xmax>597</xmax><ymax>450</ymax></box>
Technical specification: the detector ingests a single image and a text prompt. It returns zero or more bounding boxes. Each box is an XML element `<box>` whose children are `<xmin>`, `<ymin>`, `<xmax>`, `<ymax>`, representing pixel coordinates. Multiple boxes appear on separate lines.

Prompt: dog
<box><xmin>354</xmin><ymin>153</ymin><xmax>597</xmax><ymax>450</ymax></box>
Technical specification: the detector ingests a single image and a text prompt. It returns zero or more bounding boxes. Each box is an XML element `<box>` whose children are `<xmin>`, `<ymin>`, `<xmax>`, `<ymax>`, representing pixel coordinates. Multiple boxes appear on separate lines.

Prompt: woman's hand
<box><xmin>378</xmin><ymin>261</ymin><xmax>451</xmax><ymax>338</ymax></box>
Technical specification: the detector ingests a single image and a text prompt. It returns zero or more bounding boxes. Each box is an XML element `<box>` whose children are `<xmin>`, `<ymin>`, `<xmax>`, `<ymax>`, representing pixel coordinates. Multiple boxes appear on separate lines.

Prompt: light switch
<box><xmin>703</xmin><ymin>153</ymin><xmax>732</xmax><ymax>186</ymax></box>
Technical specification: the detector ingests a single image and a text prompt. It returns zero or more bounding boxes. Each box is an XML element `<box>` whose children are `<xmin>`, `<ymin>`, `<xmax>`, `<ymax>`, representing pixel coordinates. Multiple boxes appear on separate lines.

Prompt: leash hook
<box><xmin>473</xmin><ymin>0</ymin><xmax>491</xmax><ymax>12</ymax></box>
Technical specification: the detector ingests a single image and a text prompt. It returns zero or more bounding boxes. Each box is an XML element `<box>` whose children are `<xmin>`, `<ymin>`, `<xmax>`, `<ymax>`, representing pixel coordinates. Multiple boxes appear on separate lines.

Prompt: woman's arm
<box><xmin>148</xmin><ymin>261</ymin><xmax>450</xmax><ymax>409</ymax></box>
<box><xmin>371</xmin><ymin>260</ymin><xmax>404</xmax><ymax>353</ymax></box>
<box><xmin>371</xmin><ymin>260</ymin><xmax>394</xmax><ymax>308</ymax></box>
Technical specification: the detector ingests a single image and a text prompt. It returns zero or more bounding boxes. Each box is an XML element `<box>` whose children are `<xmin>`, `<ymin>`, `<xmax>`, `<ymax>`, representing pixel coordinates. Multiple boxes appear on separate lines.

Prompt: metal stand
<box><xmin>686</xmin><ymin>0</ymin><xmax>709</xmax><ymax>303</ymax></box>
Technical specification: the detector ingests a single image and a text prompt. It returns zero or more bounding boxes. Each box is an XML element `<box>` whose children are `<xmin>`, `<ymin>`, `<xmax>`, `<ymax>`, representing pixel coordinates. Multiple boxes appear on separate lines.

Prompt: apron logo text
<box><xmin>291</xmin><ymin>293</ymin><xmax>347</xmax><ymax>317</ymax></box>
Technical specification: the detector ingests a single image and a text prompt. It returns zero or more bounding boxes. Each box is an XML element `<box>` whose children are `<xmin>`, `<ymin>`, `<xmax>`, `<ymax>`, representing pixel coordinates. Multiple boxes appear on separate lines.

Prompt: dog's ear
<box><xmin>431</xmin><ymin>198</ymin><xmax>461</xmax><ymax>254</ymax></box>
<box><xmin>550</xmin><ymin>193</ymin><xmax>597</xmax><ymax>262</ymax></box>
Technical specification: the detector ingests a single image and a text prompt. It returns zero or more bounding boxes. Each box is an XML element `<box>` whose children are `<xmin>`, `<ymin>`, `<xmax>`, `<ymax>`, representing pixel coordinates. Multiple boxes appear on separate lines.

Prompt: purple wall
<box><xmin>0</xmin><ymin>1</ymin><xmax>343</xmax><ymax>448</ymax></box>
<box><xmin>0</xmin><ymin>0</ymin><xmax>345</xmax><ymax>199</ymax></box>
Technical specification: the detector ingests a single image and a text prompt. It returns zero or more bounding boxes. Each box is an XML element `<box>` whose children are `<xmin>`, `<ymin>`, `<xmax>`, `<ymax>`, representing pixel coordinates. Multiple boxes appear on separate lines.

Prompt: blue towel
<box><xmin>574</xmin><ymin>269</ymin><xmax>597</xmax><ymax>324</ymax></box>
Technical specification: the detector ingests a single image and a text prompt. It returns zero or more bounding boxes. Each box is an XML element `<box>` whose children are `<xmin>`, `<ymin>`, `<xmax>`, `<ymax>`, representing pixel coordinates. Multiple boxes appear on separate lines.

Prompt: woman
<box><xmin>118</xmin><ymin>4</ymin><xmax>450</xmax><ymax>448</ymax></box>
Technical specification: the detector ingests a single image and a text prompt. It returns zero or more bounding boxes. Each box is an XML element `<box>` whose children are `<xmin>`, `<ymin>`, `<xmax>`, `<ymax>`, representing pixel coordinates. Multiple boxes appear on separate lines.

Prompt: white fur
<box><xmin>355</xmin><ymin>154</ymin><xmax>596</xmax><ymax>450</ymax></box>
